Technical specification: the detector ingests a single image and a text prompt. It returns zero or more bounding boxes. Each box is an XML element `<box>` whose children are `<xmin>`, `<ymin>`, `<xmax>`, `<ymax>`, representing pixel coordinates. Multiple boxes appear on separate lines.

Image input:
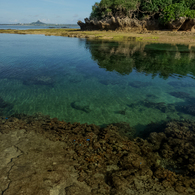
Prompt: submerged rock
<box><xmin>71</xmin><ymin>101</ymin><xmax>92</xmax><ymax>113</ymax></box>
<box><xmin>168</xmin><ymin>81</ymin><xmax>195</xmax><ymax>88</ymax></box>
<box><xmin>0</xmin><ymin>97</ymin><xmax>13</xmax><ymax>116</ymax></box>
<box><xmin>23</xmin><ymin>75</ymin><xmax>55</xmax><ymax>86</ymax></box>
<box><xmin>129</xmin><ymin>81</ymin><xmax>151</xmax><ymax>88</ymax></box>
<box><xmin>130</xmin><ymin>100</ymin><xmax>176</xmax><ymax>113</ymax></box>
<box><xmin>169</xmin><ymin>91</ymin><xmax>190</xmax><ymax>99</ymax></box>
<box><xmin>99</xmin><ymin>79</ymin><xmax>121</xmax><ymax>86</ymax></box>
<box><xmin>177</xmin><ymin>104</ymin><xmax>195</xmax><ymax>116</ymax></box>
<box><xmin>114</xmin><ymin>108</ymin><xmax>127</xmax><ymax>115</ymax></box>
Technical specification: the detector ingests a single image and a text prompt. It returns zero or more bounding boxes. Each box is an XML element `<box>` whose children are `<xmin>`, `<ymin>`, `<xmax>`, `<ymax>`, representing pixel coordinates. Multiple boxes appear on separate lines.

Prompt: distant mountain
<box><xmin>30</xmin><ymin>20</ymin><xmax>45</xmax><ymax>25</ymax></box>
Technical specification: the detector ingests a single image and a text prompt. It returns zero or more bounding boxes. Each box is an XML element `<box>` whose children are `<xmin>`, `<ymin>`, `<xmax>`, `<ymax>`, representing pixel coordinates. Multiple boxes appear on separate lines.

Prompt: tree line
<box><xmin>90</xmin><ymin>0</ymin><xmax>195</xmax><ymax>24</ymax></box>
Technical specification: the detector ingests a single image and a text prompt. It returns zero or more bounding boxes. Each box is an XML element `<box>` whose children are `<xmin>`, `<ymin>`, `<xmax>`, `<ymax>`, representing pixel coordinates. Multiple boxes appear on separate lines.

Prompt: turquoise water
<box><xmin>0</xmin><ymin>34</ymin><xmax>195</xmax><ymax>131</ymax></box>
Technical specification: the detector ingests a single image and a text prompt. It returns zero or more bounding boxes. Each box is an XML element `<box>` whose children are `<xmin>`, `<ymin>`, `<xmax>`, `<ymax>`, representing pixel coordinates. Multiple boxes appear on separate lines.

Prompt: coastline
<box><xmin>1</xmin><ymin>114</ymin><xmax>195</xmax><ymax>194</ymax></box>
<box><xmin>1</xmin><ymin>29</ymin><xmax>195</xmax><ymax>194</ymax></box>
<box><xmin>0</xmin><ymin>28</ymin><xmax>195</xmax><ymax>46</ymax></box>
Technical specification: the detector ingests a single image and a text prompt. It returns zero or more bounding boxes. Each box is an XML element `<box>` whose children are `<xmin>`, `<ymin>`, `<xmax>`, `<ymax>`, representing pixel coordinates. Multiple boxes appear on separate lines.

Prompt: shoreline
<box><xmin>0</xmin><ymin>28</ymin><xmax>195</xmax><ymax>46</ymax></box>
<box><xmin>1</xmin><ymin>114</ymin><xmax>195</xmax><ymax>194</ymax></box>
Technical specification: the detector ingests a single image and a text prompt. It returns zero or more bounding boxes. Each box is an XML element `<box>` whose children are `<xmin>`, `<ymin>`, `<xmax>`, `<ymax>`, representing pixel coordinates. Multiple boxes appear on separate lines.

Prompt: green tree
<box><xmin>89</xmin><ymin>0</ymin><xmax>195</xmax><ymax>24</ymax></box>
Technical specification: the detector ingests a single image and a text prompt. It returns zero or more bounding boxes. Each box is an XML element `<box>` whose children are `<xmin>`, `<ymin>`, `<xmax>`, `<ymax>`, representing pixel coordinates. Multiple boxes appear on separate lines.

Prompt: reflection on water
<box><xmin>0</xmin><ymin>34</ymin><xmax>195</xmax><ymax>133</ymax></box>
<box><xmin>85</xmin><ymin>40</ymin><xmax>195</xmax><ymax>78</ymax></box>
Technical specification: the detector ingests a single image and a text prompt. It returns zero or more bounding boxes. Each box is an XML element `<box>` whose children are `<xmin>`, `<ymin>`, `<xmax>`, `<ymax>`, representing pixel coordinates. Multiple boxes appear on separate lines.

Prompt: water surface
<box><xmin>0</xmin><ymin>24</ymin><xmax>79</xmax><ymax>30</ymax></box>
<box><xmin>0</xmin><ymin>34</ymin><xmax>195</xmax><ymax>132</ymax></box>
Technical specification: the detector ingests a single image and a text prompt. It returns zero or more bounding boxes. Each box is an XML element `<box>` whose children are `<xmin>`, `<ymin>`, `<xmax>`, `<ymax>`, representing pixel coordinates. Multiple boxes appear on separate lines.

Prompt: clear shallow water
<box><xmin>0</xmin><ymin>34</ymin><xmax>195</xmax><ymax>132</ymax></box>
<box><xmin>0</xmin><ymin>25</ymin><xmax>79</xmax><ymax>30</ymax></box>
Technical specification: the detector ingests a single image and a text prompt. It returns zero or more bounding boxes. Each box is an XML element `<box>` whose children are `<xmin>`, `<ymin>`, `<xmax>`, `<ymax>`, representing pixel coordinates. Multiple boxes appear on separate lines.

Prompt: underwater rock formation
<box><xmin>99</xmin><ymin>78</ymin><xmax>121</xmax><ymax>86</ymax></box>
<box><xmin>0</xmin><ymin>97</ymin><xmax>13</xmax><ymax>116</ymax></box>
<box><xmin>168</xmin><ymin>81</ymin><xmax>195</xmax><ymax>88</ymax></box>
<box><xmin>112</xmin><ymin>122</ymin><xmax>136</xmax><ymax>139</ymax></box>
<box><xmin>114</xmin><ymin>108</ymin><xmax>127</xmax><ymax>115</ymax></box>
<box><xmin>129</xmin><ymin>100</ymin><xmax>176</xmax><ymax>113</ymax></box>
<box><xmin>148</xmin><ymin>120</ymin><xmax>195</xmax><ymax>176</ymax></box>
<box><xmin>1</xmin><ymin>114</ymin><xmax>195</xmax><ymax>194</ymax></box>
<box><xmin>169</xmin><ymin>91</ymin><xmax>190</xmax><ymax>99</ymax></box>
<box><xmin>71</xmin><ymin>101</ymin><xmax>92</xmax><ymax>113</ymax></box>
<box><xmin>177</xmin><ymin>104</ymin><xmax>195</xmax><ymax>116</ymax></box>
<box><xmin>23</xmin><ymin>75</ymin><xmax>55</xmax><ymax>86</ymax></box>
<box><xmin>129</xmin><ymin>81</ymin><xmax>151</xmax><ymax>88</ymax></box>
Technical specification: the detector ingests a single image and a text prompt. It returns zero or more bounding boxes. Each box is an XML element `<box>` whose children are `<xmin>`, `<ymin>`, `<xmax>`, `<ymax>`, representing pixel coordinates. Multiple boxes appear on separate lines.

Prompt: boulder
<box><xmin>167</xmin><ymin>17</ymin><xmax>186</xmax><ymax>31</ymax></box>
<box><xmin>180</xmin><ymin>18</ymin><xmax>195</xmax><ymax>31</ymax></box>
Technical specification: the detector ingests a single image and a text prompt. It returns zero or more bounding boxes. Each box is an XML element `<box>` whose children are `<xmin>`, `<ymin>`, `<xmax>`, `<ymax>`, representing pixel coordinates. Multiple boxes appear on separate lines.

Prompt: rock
<box><xmin>177</xmin><ymin>104</ymin><xmax>195</xmax><ymax>116</ymax></box>
<box><xmin>140</xmin><ymin>100</ymin><xmax>176</xmax><ymax>113</ymax></box>
<box><xmin>78</xmin><ymin>17</ymin><xmax>161</xmax><ymax>31</ymax></box>
<box><xmin>168</xmin><ymin>81</ymin><xmax>195</xmax><ymax>88</ymax></box>
<box><xmin>129</xmin><ymin>81</ymin><xmax>151</xmax><ymax>88</ymax></box>
<box><xmin>112</xmin><ymin>122</ymin><xmax>136</xmax><ymax>139</ymax></box>
<box><xmin>169</xmin><ymin>91</ymin><xmax>190</xmax><ymax>99</ymax></box>
<box><xmin>0</xmin><ymin>97</ymin><xmax>13</xmax><ymax>116</ymax></box>
<box><xmin>23</xmin><ymin>75</ymin><xmax>55</xmax><ymax>86</ymax></box>
<box><xmin>78</xmin><ymin>16</ymin><xmax>195</xmax><ymax>31</ymax></box>
<box><xmin>180</xmin><ymin>18</ymin><xmax>195</xmax><ymax>31</ymax></box>
<box><xmin>71</xmin><ymin>101</ymin><xmax>92</xmax><ymax>113</ymax></box>
<box><xmin>1</xmin><ymin>114</ymin><xmax>195</xmax><ymax>194</ymax></box>
<box><xmin>99</xmin><ymin>78</ymin><xmax>120</xmax><ymax>85</ymax></box>
<box><xmin>0</xmin><ymin>97</ymin><xmax>9</xmax><ymax>109</ymax></box>
<box><xmin>167</xmin><ymin>17</ymin><xmax>186</xmax><ymax>31</ymax></box>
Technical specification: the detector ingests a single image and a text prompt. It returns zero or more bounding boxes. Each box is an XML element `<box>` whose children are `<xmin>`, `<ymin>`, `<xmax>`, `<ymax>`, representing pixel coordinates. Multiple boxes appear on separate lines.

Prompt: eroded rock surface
<box><xmin>78</xmin><ymin>17</ymin><xmax>195</xmax><ymax>31</ymax></box>
<box><xmin>0</xmin><ymin>114</ymin><xmax>195</xmax><ymax>194</ymax></box>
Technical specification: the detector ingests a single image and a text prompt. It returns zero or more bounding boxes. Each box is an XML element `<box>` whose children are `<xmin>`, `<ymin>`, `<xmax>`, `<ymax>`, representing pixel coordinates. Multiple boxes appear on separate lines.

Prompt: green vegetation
<box><xmin>90</xmin><ymin>0</ymin><xmax>195</xmax><ymax>24</ymax></box>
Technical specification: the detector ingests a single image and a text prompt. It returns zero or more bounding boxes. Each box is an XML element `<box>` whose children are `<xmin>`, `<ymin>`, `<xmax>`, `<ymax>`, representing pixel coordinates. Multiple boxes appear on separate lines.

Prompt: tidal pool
<box><xmin>0</xmin><ymin>34</ymin><xmax>195</xmax><ymax>132</ymax></box>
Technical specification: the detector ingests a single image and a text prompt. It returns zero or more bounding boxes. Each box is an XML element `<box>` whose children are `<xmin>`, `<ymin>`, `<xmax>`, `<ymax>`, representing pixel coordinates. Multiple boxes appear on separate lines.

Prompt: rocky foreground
<box><xmin>0</xmin><ymin>114</ymin><xmax>195</xmax><ymax>195</ymax></box>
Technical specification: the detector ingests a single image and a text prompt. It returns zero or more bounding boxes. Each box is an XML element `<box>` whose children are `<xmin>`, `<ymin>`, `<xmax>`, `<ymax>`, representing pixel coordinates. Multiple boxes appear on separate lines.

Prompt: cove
<box><xmin>0</xmin><ymin>33</ymin><xmax>195</xmax><ymax>133</ymax></box>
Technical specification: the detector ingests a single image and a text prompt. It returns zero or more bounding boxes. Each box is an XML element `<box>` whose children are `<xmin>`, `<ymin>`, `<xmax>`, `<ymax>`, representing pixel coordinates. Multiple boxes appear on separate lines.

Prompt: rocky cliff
<box><xmin>78</xmin><ymin>17</ymin><xmax>195</xmax><ymax>31</ymax></box>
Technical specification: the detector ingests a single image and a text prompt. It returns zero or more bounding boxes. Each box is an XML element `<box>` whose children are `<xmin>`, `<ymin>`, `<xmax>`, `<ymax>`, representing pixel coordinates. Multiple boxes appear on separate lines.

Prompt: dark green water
<box><xmin>0</xmin><ymin>34</ymin><xmax>195</xmax><ymax>132</ymax></box>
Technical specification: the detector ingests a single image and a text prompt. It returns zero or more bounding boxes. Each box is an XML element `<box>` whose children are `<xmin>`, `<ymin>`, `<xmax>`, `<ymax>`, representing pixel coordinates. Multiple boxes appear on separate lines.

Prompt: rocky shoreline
<box><xmin>1</xmin><ymin>113</ymin><xmax>195</xmax><ymax>194</ymax></box>
<box><xmin>78</xmin><ymin>17</ymin><xmax>195</xmax><ymax>32</ymax></box>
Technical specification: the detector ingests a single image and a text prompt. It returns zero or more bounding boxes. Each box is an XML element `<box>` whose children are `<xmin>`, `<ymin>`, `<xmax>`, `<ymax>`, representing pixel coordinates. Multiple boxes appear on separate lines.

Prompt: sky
<box><xmin>0</xmin><ymin>0</ymin><xmax>99</xmax><ymax>24</ymax></box>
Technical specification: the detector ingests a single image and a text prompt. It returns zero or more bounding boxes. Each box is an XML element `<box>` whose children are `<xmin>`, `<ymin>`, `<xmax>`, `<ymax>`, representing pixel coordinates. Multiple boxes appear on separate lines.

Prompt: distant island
<box><xmin>0</xmin><ymin>20</ymin><xmax>79</xmax><ymax>27</ymax></box>
<box><xmin>30</xmin><ymin>20</ymin><xmax>45</xmax><ymax>25</ymax></box>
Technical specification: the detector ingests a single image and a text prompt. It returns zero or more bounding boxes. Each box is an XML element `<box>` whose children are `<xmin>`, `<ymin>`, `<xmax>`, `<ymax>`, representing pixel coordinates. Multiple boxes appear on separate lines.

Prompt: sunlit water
<box><xmin>0</xmin><ymin>34</ymin><xmax>195</xmax><ymax>132</ymax></box>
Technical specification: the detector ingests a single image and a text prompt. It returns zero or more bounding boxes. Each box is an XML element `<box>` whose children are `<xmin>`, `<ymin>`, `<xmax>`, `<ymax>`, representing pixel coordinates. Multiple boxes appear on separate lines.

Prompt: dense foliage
<box><xmin>89</xmin><ymin>0</ymin><xmax>195</xmax><ymax>24</ymax></box>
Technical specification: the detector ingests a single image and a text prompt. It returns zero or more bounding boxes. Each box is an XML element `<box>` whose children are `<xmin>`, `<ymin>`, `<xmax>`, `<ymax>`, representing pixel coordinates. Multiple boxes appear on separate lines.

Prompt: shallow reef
<box><xmin>0</xmin><ymin>113</ymin><xmax>195</xmax><ymax>194</ymax></box>
<box><xmin>128</xmin><ymin>81</ymin><xmax>151</xmax><ymax>88</ymax></box>
<box><xmin>169</xmin><ymin>91</ymin><xmax>190</xmax><ymax>99</ymax></box>
<box><xmin>0</xmin><ymin>97</ymin><xmax>13</xmax><ymax>116</ymax></box>
<box><xmin>177</xmin><ymin>104</ymin><xmax>195</xmax><ymax>116</ymax></box>
<box><xmin>23</xmin><ymin>75</ymin><xmax>55</xmax><ymax>86</ymax></box>
<box><xmin>168</xmin><ymin>81</ymin><xmax>195</xmax><ymax>88</ymax></box>
<box><xmin>128</xmin><ymin>100</ymin><xmax>176</xmax><ymax>113</ymax></box>
<box><xmin>71</xmin><ymin>100</ymin><xmax>92</xmax><ymax>113</ymax></box>
<box><xmin>99</xmin><ymin>79</ymin><xmax>121</xmax><ymax>86</ymax></box>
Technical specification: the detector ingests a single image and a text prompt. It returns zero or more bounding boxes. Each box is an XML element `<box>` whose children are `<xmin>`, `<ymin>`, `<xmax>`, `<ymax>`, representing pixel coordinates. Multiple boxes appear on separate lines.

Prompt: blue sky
<box><xmin>0</xmin><ymin>0</ymin><xmax>99</xmax><ymax>24</ymax></box>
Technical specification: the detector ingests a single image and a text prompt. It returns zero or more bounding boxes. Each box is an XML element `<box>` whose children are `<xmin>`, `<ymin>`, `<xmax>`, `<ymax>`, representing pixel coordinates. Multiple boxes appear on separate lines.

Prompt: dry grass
<box><xmin>0</xmin><ymin>28</ymin><xmax>195</xmax><ymax>45</ymax></box>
